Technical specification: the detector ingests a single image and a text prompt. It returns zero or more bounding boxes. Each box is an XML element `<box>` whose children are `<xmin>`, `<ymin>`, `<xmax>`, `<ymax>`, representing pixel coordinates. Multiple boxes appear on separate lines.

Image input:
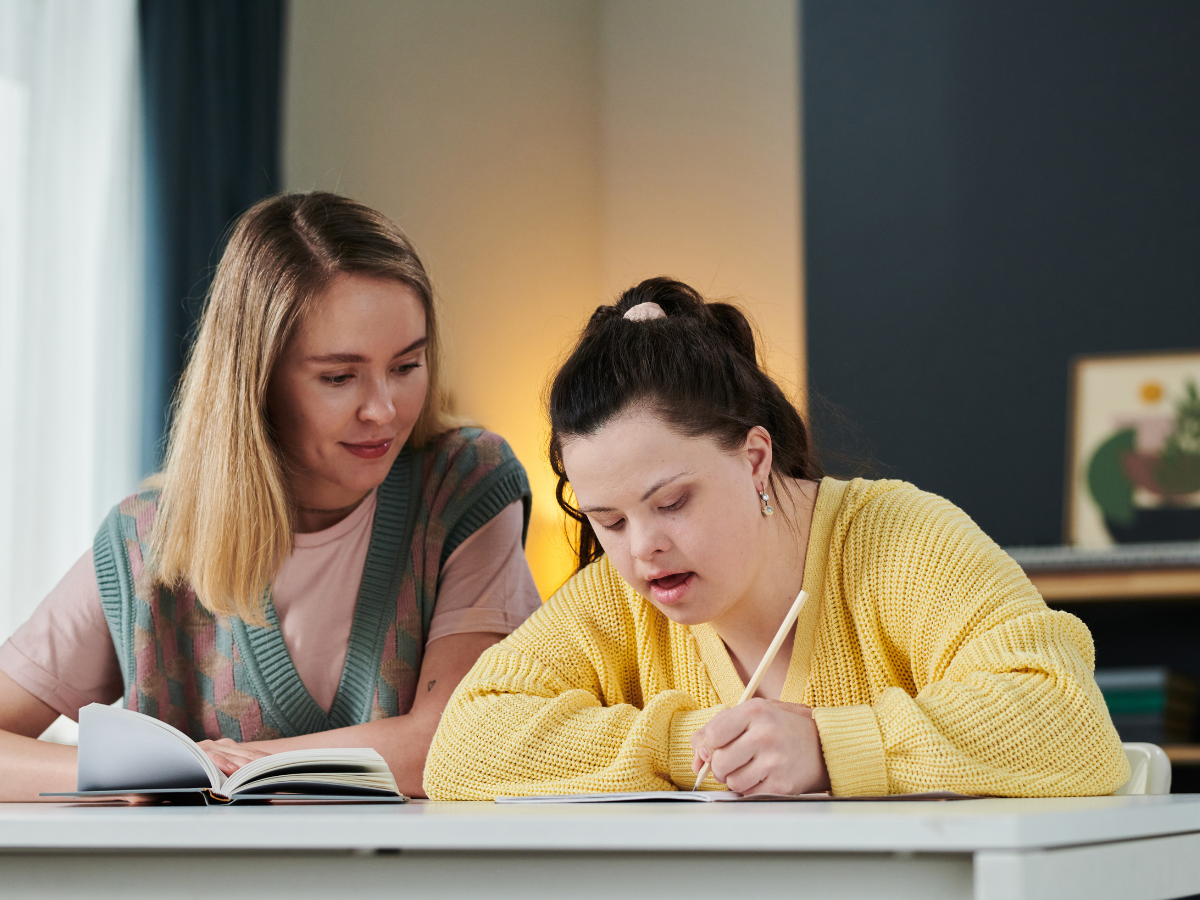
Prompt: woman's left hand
<box><xmin>198</xmin><ymin>738</ymin><xmax>272</xmax><ymax>777</ymax></box>
<box><xmin>690</xmin><ymin>699</ymin><xmax>831</xmax><ymax>795</ymax></box>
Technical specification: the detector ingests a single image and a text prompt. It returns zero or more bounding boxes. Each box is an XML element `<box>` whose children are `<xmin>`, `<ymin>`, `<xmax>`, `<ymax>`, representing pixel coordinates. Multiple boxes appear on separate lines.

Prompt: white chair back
<box><xmin>1113</xmin><ymin>742</ymin><xmax>1172</xmax><ymax>795</ymax></box>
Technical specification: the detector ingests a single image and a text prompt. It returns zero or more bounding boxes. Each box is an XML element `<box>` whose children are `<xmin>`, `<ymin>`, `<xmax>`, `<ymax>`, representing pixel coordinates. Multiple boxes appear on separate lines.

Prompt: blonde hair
<box><xmin>147</xmin><ymin>192</ymin><xmax>453</xmax><ymax>624</ymax></box>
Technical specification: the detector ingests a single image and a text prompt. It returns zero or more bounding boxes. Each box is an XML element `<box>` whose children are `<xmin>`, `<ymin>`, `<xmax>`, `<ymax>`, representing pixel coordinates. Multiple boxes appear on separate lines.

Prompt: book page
<box><xmin>223</xmin><ymin>747</ymin><xmax>398</xmax><ymax>797</ymax></box>
<box><xmin>76</xmin><ymin>704</ymin><xmax>221</xmax><ymax>792</ymax></box>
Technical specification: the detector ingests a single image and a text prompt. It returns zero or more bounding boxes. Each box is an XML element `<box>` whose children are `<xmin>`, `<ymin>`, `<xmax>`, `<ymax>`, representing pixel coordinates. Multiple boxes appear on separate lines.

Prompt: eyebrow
<box><xmin>578</xmin><ymin>471</ymin><xmax>692</xmax><ymax>514</ymax></box>
<box><xmin>306</xmin><ymin>336</ymin><xmax>428</xmax><ymax>365</ymax></box>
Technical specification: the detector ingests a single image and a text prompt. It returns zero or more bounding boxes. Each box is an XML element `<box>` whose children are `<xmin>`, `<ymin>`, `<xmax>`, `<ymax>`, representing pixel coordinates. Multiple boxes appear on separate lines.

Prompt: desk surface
<box><xmin>0</xmin><ymin>795</ymin><xmax>1198</xmax><ymax>854</ymax></box>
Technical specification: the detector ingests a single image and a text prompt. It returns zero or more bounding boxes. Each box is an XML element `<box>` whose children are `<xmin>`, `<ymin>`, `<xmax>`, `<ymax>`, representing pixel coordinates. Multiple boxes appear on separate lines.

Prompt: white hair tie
<box><xmin>623</xmin><ymin>301</ymin><xmax>667</xmax><ymax>322</ymax></box>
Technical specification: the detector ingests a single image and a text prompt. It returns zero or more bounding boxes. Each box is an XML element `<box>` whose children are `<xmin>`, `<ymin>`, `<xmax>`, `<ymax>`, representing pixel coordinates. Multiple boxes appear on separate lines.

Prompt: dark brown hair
<box><xmin>548</xmin><ymin>277</ymin><xmax>823</xmax><ymax>572</ymax></box>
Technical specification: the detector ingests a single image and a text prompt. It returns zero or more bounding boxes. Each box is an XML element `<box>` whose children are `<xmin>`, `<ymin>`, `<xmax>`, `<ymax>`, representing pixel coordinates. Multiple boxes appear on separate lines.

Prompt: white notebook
<box><xmin>496</xmin><ymin>790</ymin><xmax>975</xmax><ymax>803</ymax></box>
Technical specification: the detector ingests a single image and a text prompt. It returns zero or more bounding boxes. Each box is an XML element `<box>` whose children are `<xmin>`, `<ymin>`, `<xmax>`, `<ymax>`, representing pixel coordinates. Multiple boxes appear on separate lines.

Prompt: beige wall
<box><xmin>600</xmin><ymin>0</ymin><xmax>804</xmax><ymax>399</ymax></box>
<box><xmin>284</xmin><ymin>0</ymin><xmax>802</xmax><ymax>596</ymax></box>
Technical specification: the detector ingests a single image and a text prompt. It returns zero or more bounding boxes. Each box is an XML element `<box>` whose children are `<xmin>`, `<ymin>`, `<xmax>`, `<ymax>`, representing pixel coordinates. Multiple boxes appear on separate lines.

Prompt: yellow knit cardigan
<box><xmin>424</xmin><ymin>477</ymin><xmax>1130</xmax><ymax>799</ymax></box>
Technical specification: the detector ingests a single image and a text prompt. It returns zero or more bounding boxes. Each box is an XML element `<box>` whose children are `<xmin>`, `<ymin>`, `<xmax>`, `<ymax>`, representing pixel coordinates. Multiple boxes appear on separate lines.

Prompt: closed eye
<box><xmin>321</xmin><ymin>373</ymin><xmax>353</xmax><ymax>385</ymax></box>
<box><xmin>597</xmin><ymin>518</ymin><xmax>625</xmax><ymax>532</ymax></box>
<box><xmin>660</xmin><ymin>494</ymin><xmax>687</xmax><ymax>513</ymax></box>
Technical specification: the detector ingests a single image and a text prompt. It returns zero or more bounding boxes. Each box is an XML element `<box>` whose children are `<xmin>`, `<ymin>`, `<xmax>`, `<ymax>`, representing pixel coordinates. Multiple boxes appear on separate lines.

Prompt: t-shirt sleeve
<box><xmin>427</xmin><ymin>501</ymin><xmax>542</xmax><ymax>643</ymax></box>
<box><xmin>0</xmin><ymin>549</ymin><xmax>124</xmax><ymax>719</ymax></box>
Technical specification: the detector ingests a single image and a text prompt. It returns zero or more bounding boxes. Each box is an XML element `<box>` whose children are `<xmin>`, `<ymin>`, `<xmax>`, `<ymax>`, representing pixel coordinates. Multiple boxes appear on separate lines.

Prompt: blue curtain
<box><xmin>138</xmin><ymin>0</ymin><xmax>285</xmax><ymax>475</ymax></box>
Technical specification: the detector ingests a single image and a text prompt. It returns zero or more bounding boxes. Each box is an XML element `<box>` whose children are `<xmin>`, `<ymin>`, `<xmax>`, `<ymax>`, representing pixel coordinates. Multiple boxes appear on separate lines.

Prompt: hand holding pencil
<box><xmin>690</xmin><ymin>589</ymin><xmax>830</xmax><ymax>795</ymax></box>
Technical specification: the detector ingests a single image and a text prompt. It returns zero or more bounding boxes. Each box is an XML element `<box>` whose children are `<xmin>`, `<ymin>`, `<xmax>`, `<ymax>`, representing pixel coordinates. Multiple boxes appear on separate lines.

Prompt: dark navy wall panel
<box><xmin>803</xmin><ymin>0</ymin><xmax>1200</xmax><ymax>545</ymax></box>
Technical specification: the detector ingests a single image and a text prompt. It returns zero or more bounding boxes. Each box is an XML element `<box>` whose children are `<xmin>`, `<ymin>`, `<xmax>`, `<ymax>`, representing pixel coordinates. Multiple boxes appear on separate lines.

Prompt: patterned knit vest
<box><xmin>93</xmin><ymin>428</ymin><xmax>530</xmax><ymax>743</ymax></box>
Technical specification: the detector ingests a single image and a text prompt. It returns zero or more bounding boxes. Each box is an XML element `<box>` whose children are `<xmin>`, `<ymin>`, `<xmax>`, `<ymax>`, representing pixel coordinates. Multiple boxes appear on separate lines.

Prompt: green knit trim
<box><xmin>441</xmin><ymin>459</ymin><xmax>532</xmax><ymax>564</ymax></box>
<box><xmin>431</xmin><ymin>461</ymin><xmax>531</xmax><ymax>642</ymax></box>
<box><xmin>93</xmin><ymin>501</ymin><xmax>142</xmax><ymax>694</ymax></box>
<box><xmin>229</xmin><ymin>602</ymin><xmax>326</xmax><ymax>738</ymax></box>
<box><xmin>334</xmin><ymin>446</ymin><xmax>422</xmax><ymax>727</ymax></box>
<box><xmin>232</xmin><ymin>446</ymin><xmax>420</xmax><ymax>735</ymax></box>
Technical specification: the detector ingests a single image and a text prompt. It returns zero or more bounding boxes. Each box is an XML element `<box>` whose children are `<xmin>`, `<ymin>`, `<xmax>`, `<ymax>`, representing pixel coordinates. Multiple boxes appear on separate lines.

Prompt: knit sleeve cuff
<box><xmin>667</xmin><ymin>706</ymin><xmax>724</xmax><ymax>790</ymax></box>
<box><xmin>812</xmin><ymin>704</ymin><xmax>888</xmax><ymax>796</ymax></box>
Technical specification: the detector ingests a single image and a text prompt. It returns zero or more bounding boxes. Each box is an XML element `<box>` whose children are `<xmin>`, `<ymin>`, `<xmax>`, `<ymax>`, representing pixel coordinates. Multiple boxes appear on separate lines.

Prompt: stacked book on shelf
<box><xmin>1093</xmin><ymin>667</ymin><xmax>1196</xmax><ymax>745</ymax></box>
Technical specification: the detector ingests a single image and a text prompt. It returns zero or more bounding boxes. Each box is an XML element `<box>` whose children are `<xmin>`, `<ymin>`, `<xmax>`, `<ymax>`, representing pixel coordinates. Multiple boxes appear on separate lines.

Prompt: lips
<box><xmin>340</xmin><ymin>439</ymin><xmax>394</xmax><ymax>460</ymax></box>
<box><xmin>648</xmin><ymin>571</ymin><xmax>695</xmax><ymax>605</ymax></box>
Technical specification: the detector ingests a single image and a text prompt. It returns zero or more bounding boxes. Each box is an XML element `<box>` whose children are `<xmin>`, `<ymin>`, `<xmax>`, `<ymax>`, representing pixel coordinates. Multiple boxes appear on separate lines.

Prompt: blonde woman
<box><xmin>0</xmin><ymin>192</ymin><xmax>540</xmax><ymax>800</ymax></box>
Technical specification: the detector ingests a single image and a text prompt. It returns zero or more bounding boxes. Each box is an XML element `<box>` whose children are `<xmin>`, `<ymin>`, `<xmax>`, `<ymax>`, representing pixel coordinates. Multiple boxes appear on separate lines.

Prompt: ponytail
<box><xmin>548</xmin><ymin>277</ymin><xmax>822</xmax><ymax>572</ymax></box>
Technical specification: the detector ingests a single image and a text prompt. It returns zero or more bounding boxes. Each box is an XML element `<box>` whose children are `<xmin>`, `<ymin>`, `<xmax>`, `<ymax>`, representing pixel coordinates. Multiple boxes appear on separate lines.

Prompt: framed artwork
<box><xmin>1066</xmin><ymin>349</ymin><xmax>1200</xmax><ymax>546</ymax></box>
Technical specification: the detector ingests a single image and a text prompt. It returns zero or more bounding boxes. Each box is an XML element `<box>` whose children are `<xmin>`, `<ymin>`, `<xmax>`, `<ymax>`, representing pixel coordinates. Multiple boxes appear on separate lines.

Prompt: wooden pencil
<box><xmin>691</xmin><ymin>589</ymin><xmax>810</xmax><ymax>791</ymax></box>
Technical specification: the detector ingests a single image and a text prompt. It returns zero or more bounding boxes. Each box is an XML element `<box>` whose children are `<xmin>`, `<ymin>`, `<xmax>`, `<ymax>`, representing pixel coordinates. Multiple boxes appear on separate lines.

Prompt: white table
<box><xmin>1</xmin><ymin>796</ymin><xmax>1198</xmax><ymax>900</ymax></box>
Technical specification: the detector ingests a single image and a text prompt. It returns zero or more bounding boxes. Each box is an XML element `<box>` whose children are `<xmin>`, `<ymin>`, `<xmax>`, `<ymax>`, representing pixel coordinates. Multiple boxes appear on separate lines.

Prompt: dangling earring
<box><xmin>759</xmin><ymin>486</ymin><xmax>774</xmax><ymax>517</ymax></box>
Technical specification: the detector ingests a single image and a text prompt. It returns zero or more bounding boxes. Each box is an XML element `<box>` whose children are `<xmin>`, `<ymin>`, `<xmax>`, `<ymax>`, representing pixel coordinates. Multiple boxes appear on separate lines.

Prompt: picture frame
<box><xmin>1066</xmin><ymin>349</ymin><xmax>1200</xmax><ymax>546</ymax></box>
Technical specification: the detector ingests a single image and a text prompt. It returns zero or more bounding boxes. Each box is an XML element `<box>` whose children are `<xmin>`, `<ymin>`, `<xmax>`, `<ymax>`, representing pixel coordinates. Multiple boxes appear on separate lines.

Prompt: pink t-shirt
<box><xmin>0</xmin><ymin>496</ymin><xmax>540</xmax><ymax>717</ymax></box>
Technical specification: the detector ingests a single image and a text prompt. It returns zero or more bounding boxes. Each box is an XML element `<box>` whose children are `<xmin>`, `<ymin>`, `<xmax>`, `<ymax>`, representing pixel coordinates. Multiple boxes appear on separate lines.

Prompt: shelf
<box><xmin>1028</xmin><ymin>567</ymin><xmax>1200</xmax><ymax>602</ymax></box>
<box><xmin>1164</xmin><ymin>745</ymin><xmax>1200</xmax><ymax>766</ymax></box>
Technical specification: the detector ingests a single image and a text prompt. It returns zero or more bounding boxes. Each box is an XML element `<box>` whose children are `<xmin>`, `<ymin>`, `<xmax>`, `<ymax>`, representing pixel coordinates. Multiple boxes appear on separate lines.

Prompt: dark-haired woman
<box><xmin>423</xmin><ymin>278</ymin><xmax>1129</xmax><ymax>800</ymax></box>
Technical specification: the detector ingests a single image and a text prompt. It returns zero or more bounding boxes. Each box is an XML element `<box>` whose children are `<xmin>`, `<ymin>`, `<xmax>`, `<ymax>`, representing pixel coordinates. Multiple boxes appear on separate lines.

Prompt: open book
<box><xmin>44</xmin><ymin>704</ymin><xmax>405</xmax><ymax>805</ymax></box>
<box><xmin>497</xmin><ymin>790</ymin><xmax>974</xmax><ymax>803</ymax></box>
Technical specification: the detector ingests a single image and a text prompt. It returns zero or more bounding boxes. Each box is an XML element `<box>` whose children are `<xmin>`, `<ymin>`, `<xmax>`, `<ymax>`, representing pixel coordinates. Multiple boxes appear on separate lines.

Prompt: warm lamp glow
<box><xmin>525</xmin><ymin>498</ymin><xmax>577</xmax><ymax>600</ymax></box>
<box><xmin>283</xmin><ymin>1</ymin><xmax>803</xmax><ymax>599</ymax></box>
<box><xmin>446</xmin><ymin>306</ymin><xmax>596</xmax><ymax>601</ymax></box>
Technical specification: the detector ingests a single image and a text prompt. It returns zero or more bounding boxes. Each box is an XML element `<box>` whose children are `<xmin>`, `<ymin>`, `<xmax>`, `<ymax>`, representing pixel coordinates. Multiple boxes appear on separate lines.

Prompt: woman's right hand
<box><xmin>197</xmin><ymin>738</ymin><xmax>271</xmax><ymax>776</ymax></box>
<box><xmin>690</xmin><ymin>698</ymin><xmax>830</xmax><ymax>795</ymax></box>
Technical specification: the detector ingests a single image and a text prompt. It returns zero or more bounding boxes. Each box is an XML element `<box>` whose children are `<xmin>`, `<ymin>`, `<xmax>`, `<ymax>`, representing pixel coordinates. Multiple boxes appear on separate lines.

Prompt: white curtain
<box><xmin>0</xmin><ymin>0</ymin><xmax>143</xmax><ymax>644</ymax></box>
